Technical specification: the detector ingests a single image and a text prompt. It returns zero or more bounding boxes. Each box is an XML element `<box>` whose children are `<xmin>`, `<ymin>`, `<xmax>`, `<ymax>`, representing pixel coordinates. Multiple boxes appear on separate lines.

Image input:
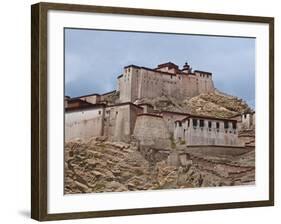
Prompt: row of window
<box><xmin>182</xmin><ymin>127</ymin><xmax>236</xmax><ymax>134</ymax></box>
<box><xmin>178</xmin><ymin>119</ymin><xmax>236</xmax><ymax>129</ymax></box>
<box><xmin>198</xmin><ymin>74</ymin><xmax>210</xmax><ymax>78</ymax></box>
<box><xmin>98</xmin><ymin>110</ymin><xmax>118</xmax><ymax>115</ymax></box>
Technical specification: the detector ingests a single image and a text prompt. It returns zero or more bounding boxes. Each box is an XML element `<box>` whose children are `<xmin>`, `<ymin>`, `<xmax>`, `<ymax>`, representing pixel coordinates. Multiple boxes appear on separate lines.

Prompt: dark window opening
<box><xmin>232</xmin><ymin>122</ymin><xmax>237</xmax><ymax>129</ymax></box>
<box><xmin>199</xmin><ymin>119</ymin><xmax>204</xmax><ymax>127</ymax></box>
<box><xmin>224</xmin><ymin>121</ymin><xmax>229</xmax><ymax>129</ymax></box>
<box><xmin>179</xmin><ymin>122</ymin><xmax>182</xmax><ymax>127</ymax></box>
<box><xmin>192</xmin><ymin>119</ymin><xmax>198</xmax><ymax>127</ymax></box>
<box><xmin>216</xmin><ymin>122</ymin><xmax>220</xmax><ymax>129</ymax></box>
<box><xmin>208</xmin><ymin>121</ymin><xmax>212</xmax><ymax>128</ymax></box>
<box><xmin>98</xmin><ymin>110</ymin><xmax>101</xmax><ymax>115</ymax></box>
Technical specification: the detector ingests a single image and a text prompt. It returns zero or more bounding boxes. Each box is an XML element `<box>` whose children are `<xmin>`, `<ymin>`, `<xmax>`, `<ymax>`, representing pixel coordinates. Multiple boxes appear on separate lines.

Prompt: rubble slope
<box><xmin>65</xmin><ymin>138</ymin><xmax>255</xmax><ymax>194</ymax></box>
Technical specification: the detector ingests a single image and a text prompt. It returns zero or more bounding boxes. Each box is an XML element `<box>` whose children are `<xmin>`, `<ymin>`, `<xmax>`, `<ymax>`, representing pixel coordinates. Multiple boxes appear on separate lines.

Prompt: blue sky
<box><xmin>65</xmin><ymin>28</ymin><xmax>255</xmax><ymax>108</ymax></box>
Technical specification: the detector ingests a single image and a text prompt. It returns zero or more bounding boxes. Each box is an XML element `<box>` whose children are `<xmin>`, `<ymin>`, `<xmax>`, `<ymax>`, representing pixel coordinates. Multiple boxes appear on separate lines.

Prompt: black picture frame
<box><xmin>31</xmin><ymin>2</ymin><xmax>274</xmax><ymax>221</ymax></box>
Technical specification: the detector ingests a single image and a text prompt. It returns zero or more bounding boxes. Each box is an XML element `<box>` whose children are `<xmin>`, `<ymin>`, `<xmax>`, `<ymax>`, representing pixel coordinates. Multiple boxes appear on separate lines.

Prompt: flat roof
<box><xmin>106</xmin><ymin>102</ymin><xmax>143</xmax><ymax>109</ymax></box>
<box><xmin>65</xmin><ymin>103</ymin><xmax>106</xmax><ymax>112</ymax></box>
<box><xmin>137</xmin><ymin>103</ymin><xmax>154</xmax><ymax>107</ymax></box>
<box><xmin>137</xmin><ymin>113</ymin><xmax>163</xmax><ymax>118</ymax></box>
<box><xmin>101</xmin><ymin>90</ymin><xmax>116</xmax><ymax>96</ymax></box>
<box><xmin>183</xmin><ymin>114</ymin><xmax>237</xmax><ymax>122</ymax></box>
<box><xmin>161</xmin><ymin>110</ymin><xmax>190</xmax><ymax>116</ymax></box>
<box><xmin>157</xmin><ymin>62</ymin><xmax>179</xmax><ymax>70</ymax></box>
<box><xmin>124</xmin><ymin>64</ymin><xmax>192</xmax><ymax>77</ymax></box>
<box><xmin>124</xmin><ymin>64</ymin><xmax>212</xmax><ymax>77</ymax></box>
<box><xmin>70</xmin><ymin>93</ymin><xmax>101</xmax><ymax>99</ymax></box>
<box><xmin>68</xmin><ymin>89</ymin><xmax>117</xmax><ymax>100</ymax></box>
<box><xmin>194</xmin><ymin>70</ymin><xmax>212</xmax><ymax>75</ymax></box>
<box><xmin>65</xmin><ymin>102</ymin><xmax>143</xmax><ymax>113</ymax></box>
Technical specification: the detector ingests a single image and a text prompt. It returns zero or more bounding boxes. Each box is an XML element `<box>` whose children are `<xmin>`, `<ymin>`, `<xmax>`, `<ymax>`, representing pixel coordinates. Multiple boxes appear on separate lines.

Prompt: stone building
<box><xmin>117</xmin><ymin>62</ymin><xmax>215</xmax><ymax>103</ymax></box>
<box><xmin>174</xmin><ymin>115</ymin><xmax>238</xmax><ymax>146</ymax></box>
<box><xmin>229</xmin><ymin>112</ymin><xmax>255</xmax><ymax>130</ymax></box>
<box><xmin>65</xmin><ymin>62</ymin><xmax>244</xmax><ymax>147</ymax></box>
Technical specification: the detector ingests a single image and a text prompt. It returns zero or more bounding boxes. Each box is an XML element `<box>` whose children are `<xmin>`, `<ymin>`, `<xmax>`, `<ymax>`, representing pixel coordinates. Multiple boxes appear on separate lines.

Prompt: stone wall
<box><xmin>65</xmin><ymin>107</ymin><xmax>104</xmax><ymax>141</ymax></box>
<box><xmin>241</xmin><ymin>113</ymin><xmax>255</xmax><ymax>129</ymax></box>
<box><xmin>65</xmin><ymin>103</ymin><xmax>143</xmax><ymax>142</ymax></box>
<box><xmin>119</xmin><ymin>65</ymin><xmax>215</xmax><ymax>103</ymax></box>
<box><xmin>133</xmin><ymin>114</ymin><xmax>171</xmax><ymax>148</ymax></box>
<box><xmin>103</xmin><ymin>103</ymin><xmax>142</xmax><ymax>142</ymax></box>
<box><xmin>174</xmin><ymin>117</ymin><xmax>241</xmax><ymax>146</ymax></box>
<box><xmin>161</xmin><ymin>112</ymin><xmax>187</xmax><ymax>135</ymax></box>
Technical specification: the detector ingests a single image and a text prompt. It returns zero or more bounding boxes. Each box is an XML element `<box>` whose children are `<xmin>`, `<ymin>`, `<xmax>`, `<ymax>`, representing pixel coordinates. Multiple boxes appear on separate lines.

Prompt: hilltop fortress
<box><xmin>117</xmin><ymin>62</ymin><xmax>214</xmax><ymax>102</ymax></box>
<box><xmin>65</xmin><ymin>62</ymin><xmax>254</xmax><ymax>147</ymax></box>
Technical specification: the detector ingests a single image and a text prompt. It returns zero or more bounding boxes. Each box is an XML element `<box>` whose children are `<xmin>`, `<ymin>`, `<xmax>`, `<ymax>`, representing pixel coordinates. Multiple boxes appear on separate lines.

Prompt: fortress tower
<box><xmin>117</xmin><ymin>62</ymin><xmax>215</xmax><ymax>103</ymax></box>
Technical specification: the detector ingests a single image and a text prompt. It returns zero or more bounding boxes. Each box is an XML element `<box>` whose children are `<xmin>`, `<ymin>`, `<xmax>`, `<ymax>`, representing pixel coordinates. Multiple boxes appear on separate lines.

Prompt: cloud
<box><xmin>65</xmin><ymin>29</ymin><xmax>255</xmax><ymax>108</ymax></box>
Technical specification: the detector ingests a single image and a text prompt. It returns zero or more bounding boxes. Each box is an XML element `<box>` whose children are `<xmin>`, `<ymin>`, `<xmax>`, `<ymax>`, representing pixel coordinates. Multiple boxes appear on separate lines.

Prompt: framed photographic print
<box><xmin>31</xmin><ymin>2</ymin><xmax>274</xmax><ymax>221</ymax></box>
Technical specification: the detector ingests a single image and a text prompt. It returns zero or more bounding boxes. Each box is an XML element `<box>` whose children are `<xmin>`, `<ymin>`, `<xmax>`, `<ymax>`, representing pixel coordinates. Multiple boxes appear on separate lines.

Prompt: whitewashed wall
<box><xmin>65</xmin><ymin>108</ymin><xmax>104</xmax><ymax>141</ymax></box>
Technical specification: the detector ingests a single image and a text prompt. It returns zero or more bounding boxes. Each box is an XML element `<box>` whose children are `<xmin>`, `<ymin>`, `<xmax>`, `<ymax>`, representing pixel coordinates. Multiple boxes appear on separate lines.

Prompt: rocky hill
<box><xmin>65</xmin><ymin>138</ymin><xmax>255</xmax><ymax>194</ymax></box>
<box><xmin>135</xmin><ymin>89</ymin><xmax>253</xmax><ymax>118</ymax></box>
<box><xmin>64</xmin><ymin>90</ymin><xmax>255</xmax><ymax>194</ymax></box>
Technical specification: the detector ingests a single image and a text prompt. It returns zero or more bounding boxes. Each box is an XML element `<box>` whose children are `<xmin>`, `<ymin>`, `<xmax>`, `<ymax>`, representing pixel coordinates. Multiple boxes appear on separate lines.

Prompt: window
<box><xmin>216</xmin><ymin>122</ymin><xmax>220</xmax><ymax>129</ymax></box>
<box><xmin>208</xmin><ymin>121</ymin><xmax>212</xmax><ymax>128</ymax></box>
<box><xmin>192</xmin><ymin>119</ymin><xmax>198</xmax><ymax>127</ymax></box>
<box><xmin>199</xmin><ymin>119</ymin><xmax>204</xmax><ymax>127</ymax></box>
<box><xmin>179</xmin><ymin>122</ymin><xmax>182</xmax><ymax>127</ymax></box>
<box><xmin>98</xmin><ymin>110</ymin><xmax>101</xmax><ymax>115</ymax></box>
<box><xmin>233</xmin><ymin>121</ymin><xmax>237</xmax><ymax>129</ymax></box>
<box><xmin>224</xmin><ymin>121</ymin><xmax>229</xmax><ymax>129</ymax></box>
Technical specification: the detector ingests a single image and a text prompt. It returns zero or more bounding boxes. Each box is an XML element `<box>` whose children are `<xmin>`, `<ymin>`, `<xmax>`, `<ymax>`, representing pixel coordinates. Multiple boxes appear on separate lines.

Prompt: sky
<box><xmin>65</xmin><ymin>28</ymin><xmax>255</xmax><ymax>108</ymax></box>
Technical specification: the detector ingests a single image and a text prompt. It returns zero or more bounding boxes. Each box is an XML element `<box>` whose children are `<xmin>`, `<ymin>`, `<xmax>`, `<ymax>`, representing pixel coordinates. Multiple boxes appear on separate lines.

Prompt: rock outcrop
<box><xmin>64</xmin><ymin>138</ymin><xmax>255</xmax><ymax>194</ymax></box>
<box><xmin>135</xmin><ymin>89</ymin><xmax>253</xmax><ymax>118</ymax></box>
